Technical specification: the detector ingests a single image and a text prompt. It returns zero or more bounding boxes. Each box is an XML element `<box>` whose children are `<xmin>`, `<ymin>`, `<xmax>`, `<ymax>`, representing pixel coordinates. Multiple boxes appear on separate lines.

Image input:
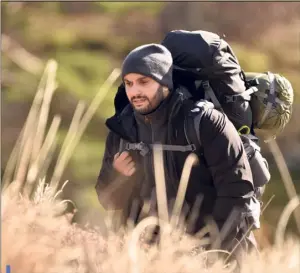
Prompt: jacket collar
<box><xmin>133</xmin><ymin>91</ymin><xmax>176</xmax><ymax>129</ymax></box>
<box><xmin>105</xmin><ymin>87</ymin><xmax>189</xmax><ymax>141</ymax></box>
<box><xmin>105</xmin><ymin>104</ymin><xmax>137</xmax><ymax>142</ymax></box>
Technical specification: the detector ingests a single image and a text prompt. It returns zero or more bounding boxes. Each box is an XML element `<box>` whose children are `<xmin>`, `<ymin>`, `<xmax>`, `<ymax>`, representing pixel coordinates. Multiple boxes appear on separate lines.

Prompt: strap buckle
<box><xmin>136</xmin><ymin>142</ymin><xmax>146</xmax><ymax>151</ymax></box>
<box><xmin>125</xmin><ymin>142</ymin><xmax>145</xmax><ymax>150</ymax></box>
<box><xmin>190</xmin><ymin>144</ymin><xmax>197</xmax><ymax>152</ymax></box>
<box><xmin>125</xmin><ymin>142</ymin><xmax>150</xmax><ymax>156</ymax></box>
<box><xmin>202</xmin><ymin>80</ymin><xmax>210</xmax><ymax>90</ymax></box>
<box><xmin>224</xmin><ymin>95</ymin><xmax>238</xmax><ymax>103</ymax></box>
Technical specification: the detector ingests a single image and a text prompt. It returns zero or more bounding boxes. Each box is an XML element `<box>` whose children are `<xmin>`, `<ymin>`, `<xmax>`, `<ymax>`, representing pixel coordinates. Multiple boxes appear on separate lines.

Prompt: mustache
<box><xmin>131</xmin><ymin>96</ymin><xmax>149</xmax><ymax>102</ymax></box>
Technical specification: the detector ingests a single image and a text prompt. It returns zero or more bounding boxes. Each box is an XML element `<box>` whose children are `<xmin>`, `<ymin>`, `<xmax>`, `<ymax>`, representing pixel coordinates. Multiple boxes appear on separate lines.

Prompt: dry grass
<box><xmin>1</xmin><ymin>181</ymin><xmax>300</xmax><ymax>273</ymax></box>
<box><xmin>2</xmin><ymin>60</ymin><xmax>300</xmax><ymax>273</ymax></box>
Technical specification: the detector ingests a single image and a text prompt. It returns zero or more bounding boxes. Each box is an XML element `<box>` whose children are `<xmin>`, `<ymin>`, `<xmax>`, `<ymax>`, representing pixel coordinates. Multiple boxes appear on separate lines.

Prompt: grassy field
<box><xmin>2</xmin><ymin>183</ymin><xmax>299</xmax><ymax>273</ymax></box>
<box><xmin>2</xmin><ymin>59</ymin><xmax>300</xmax><ymax>273</ymax></box>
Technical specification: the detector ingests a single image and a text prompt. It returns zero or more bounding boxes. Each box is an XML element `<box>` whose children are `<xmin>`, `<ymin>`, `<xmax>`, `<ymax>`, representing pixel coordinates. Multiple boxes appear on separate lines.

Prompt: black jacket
<box><xmin>96</xmin><ymin>88</ymin><xmax>255</xmax><ymax>247</ymax></box>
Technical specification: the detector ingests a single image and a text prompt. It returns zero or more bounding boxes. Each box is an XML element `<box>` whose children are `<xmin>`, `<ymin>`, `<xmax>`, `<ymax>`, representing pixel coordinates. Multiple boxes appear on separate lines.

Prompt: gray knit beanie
<box><xmin>121</xmin><ymin>43</ymin><xmax>173</xmax><ymax>90</ymax></box>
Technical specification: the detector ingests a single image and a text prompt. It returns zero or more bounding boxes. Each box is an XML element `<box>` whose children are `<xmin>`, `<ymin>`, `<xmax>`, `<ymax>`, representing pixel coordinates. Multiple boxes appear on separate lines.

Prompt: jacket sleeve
<box><xmin>95</xmin><ymin>131</ymin><xmax>129</xmax><ymax>210</ymax></box>
<box><xmin>199</xmin><ymin>108</ymin><xmax>255</xmax><ymax>247</ymax></box>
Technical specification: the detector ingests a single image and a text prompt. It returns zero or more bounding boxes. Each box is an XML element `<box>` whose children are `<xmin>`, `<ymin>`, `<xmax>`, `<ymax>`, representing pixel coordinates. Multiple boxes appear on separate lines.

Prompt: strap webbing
<box><xmin>119</xmin><ymin>138</ymin><xmax>124</xmax><ymax>154</ymax></box>
<box><xmin>203</xmin><ymin>80</ymin><xmax>222</xmax><ymax>109</ymax></box>
<box><xmin>258</xmin><ymin>72</ymin><xmax>276</xmax><ymax>127</ymax></box>
<box><xmin>125</xmin><ymin>142</ymin><xmax>196</xmax><ymax>156</ymax></box>
<box><xmin>224</xmin><ymin>86</ymin><xmax>258</xmax><ymax>103</ymax></box>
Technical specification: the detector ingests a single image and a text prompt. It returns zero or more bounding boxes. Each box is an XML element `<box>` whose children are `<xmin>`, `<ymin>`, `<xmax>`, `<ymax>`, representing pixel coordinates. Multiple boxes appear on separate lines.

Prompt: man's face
<box><xmin>124</xmin><ymin>73</ymin><xmax>169</xmax><ymax>115</ymax></box>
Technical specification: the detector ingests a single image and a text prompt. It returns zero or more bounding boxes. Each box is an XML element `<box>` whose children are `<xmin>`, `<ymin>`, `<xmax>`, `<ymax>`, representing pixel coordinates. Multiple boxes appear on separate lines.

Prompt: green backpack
<box><xmin>245</xmin><ymin>72</ymin><xmax>294</xmax><ymax>141</ymax></box>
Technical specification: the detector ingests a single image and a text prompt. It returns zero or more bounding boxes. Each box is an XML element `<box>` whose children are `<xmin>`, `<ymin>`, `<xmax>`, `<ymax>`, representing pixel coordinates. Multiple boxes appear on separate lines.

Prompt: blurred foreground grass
<box><xmin>2</xmin><ymin>179</ymin><xmax>300</xmax><ymax>273</ymax></box>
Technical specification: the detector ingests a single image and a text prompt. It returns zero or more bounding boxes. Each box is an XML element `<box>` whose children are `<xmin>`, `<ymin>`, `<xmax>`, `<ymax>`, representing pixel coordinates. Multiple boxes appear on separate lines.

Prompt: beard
<box><xmin>130</xmin><ymin>85</ymin><xmax>165</xmax><ymax>115</ymax></box>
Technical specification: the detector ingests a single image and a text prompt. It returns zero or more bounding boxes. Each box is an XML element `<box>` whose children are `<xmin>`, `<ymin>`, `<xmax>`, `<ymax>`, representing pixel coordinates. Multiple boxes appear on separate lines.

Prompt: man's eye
<box><xmin>140</xmin><ymin>80</ymin><xmax>149</xmax><ymax>85</ymax></box>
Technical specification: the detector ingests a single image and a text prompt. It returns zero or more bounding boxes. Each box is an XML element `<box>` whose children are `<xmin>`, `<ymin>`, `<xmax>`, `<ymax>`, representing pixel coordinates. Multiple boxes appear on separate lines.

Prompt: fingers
<box><xmin>121</xmin><ymin>156</ymin><xmax>133</xmax><ymax>166</ymax></box>
<box><xmin>127</xmin><ymin>161</ymin><xmax>136</xmax><ymax>172</ymax></box>
<box><xmin>118</xmin><ymin>151</ymin><xmax>130</xmax><ymax>160</ymax></box>
<box><xmin>114</xmin><ymin>152</ymin><xmax>133</xmax><ymax>166</ymax></box>
<box><xmin>113</xmin><ymin>151</ymin><xmax>136</xmax><ymax>177</ymax></box>
<box><xmin>124</xmin><ymin>164</ymin><xmax>136</xmax><ymax>176</ymax></box>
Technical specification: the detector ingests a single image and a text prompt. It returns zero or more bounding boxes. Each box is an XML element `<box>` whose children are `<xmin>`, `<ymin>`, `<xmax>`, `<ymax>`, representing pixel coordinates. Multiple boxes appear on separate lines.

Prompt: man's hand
<box><xmin>113</xmin><ymin>151</ymin><xmax>136</xmax><ymax>177</ymax></box>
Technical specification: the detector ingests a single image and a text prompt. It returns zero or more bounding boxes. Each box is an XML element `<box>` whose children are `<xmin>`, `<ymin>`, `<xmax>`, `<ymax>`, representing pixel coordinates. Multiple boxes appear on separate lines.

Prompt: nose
<box><xmin>126</xmin><ymin>84</ymin><xmax>141</xmax><ymax>97</ymax></box>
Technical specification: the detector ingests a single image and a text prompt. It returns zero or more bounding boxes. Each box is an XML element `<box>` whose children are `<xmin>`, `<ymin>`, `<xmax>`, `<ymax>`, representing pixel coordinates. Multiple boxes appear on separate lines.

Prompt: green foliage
<box><xmin>70</xmin><ymin>136</ymin><xmax>105</xmax><ymax>181</ymax></box>
<box><xmin>48</xmin><ymin>49</ymin><xmax>119</xmax><ymax>120</ymax></box>
<box><xmin>2</xmin><ymin>56</ymin><xmax>40</xmax><ymax>102</ymax></box>
<box><xmin>230</xmin><ymin>43</ymin><xmax>271</xmax><ymax>72</ymax></box>
<box><xmin>55</xmin><ymin>50</ymin><xmax>115</xmax><ymax>98</ymax></box>
<box><xmin>95</xmin><ymin>2</ymin><xmax>165</xmax><ymax>15</ymax></box>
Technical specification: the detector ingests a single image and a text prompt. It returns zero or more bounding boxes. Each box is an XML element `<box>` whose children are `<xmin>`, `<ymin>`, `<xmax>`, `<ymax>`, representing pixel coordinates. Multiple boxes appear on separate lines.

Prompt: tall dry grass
<box><xmin>2</xmin><ymin>183</ymin><xmax>300</xmax><ymax>273</ymax></box>
<box><xmin>2</xmin><ymin>60</ymin><xmax>300</xmax><ymax>273</ymax></box>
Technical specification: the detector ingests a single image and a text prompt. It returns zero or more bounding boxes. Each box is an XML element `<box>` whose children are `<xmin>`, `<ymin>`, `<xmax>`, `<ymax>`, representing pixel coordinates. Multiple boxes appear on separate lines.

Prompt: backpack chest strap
<box><xmin>125</xmin><ymin>142</ymin><xmax>196</xmax><ymax>156</ymax></box>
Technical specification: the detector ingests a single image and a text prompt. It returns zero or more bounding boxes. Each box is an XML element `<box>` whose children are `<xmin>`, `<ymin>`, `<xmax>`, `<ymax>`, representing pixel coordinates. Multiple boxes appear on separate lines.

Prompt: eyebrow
<box><xmin>137</xmin><ymin>76</ymin><xmax>149</xmax><ymax>81</ymax></box>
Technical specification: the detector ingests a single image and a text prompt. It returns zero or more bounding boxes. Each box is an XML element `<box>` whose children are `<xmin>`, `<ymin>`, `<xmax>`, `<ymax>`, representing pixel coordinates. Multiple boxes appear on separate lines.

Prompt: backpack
<box><xmin>159</xmin><ymin>29</ymin><xmax>294</xmax><ymax>199</ymax></box>
<box><xmin>161</xmin><ymin>30</ymin><xmax>294</xmax><ymax>141</ymax></box>
<box><xmin>244</xmin><ymin>72</ymin><xmax>294</xmax><ymax>141</ymax></box>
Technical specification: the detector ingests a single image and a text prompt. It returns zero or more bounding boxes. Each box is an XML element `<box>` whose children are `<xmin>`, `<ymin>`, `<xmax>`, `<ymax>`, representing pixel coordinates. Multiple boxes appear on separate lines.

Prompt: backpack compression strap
<box><xmin>203</xmin><ymin>80</ymin><xmax>258</xmax><ymax>107</ymax></box>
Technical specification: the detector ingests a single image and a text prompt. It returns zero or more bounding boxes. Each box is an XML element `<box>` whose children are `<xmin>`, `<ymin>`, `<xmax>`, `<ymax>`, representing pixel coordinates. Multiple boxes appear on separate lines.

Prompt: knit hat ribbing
<box><xmin>121</xmin><ymin>43</ymin><xmax>173</xmax><ymax>90</ymax></box>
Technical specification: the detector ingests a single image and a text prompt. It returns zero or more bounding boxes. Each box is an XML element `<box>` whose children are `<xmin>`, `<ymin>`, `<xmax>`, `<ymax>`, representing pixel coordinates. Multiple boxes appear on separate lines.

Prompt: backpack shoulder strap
<box><xmin>203</xmin><ymin>80</ymin><xmax>223</xmax><ymax>110</ymax></box>
<box><xmin>183</xmin><ymin>100</ymin><xmax>215</xmax><ymax>155</ymax></box>
<box><xmin>119</xmin><ymin>138</ymin><xmax>125</xmax><ymax>154</ymax></box>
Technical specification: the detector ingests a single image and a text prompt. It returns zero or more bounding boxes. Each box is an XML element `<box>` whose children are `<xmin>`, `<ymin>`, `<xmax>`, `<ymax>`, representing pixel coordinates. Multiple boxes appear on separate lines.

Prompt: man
<box><xmin>95</xmin><ymin>43</ymin><xmax>258</xmax><ymax>254</ymax></box>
